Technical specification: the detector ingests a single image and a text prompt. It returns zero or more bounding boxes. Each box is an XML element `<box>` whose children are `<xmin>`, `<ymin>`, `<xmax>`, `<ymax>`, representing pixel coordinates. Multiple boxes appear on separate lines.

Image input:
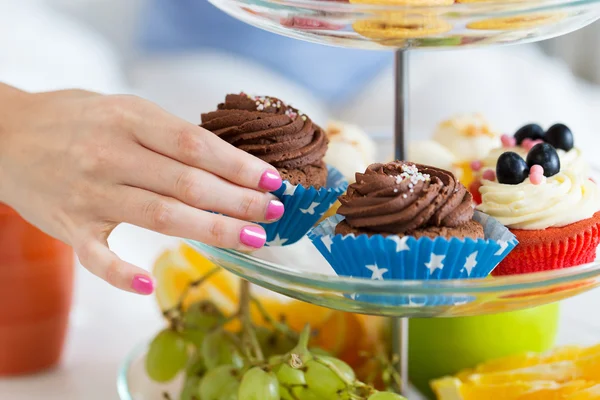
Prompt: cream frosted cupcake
<box><xmin>471</xmin><ymin>123</ymin><xmax>589</xmax><ymax>204</ymax></box>
<box><xmin>323</xmin><ymin>121</ymin><xmax>377</xmax><ymax>184</ymax></box>
<box><xmin>433</xmin><ymin>114</ymin><xmax>502</xmax><ymax>163</ymax></box>
<box><xmin>481</xmin><ymin>123</ymin><xmax>588</xmax><ymax>177</ymax></box>
<box><xmin>477</xmin><ymin>143</ymin><xmax>600</xmax><ymax>276</ymax></box>
<box><xmin>432</xmin><ymin>114</ymin><xmax>501</xmax><ymax>189</ymax></box>
<box><xmin>320</xmin><ymin>121</ymin><xmax>377</xmax><ymax>223</ymax></box>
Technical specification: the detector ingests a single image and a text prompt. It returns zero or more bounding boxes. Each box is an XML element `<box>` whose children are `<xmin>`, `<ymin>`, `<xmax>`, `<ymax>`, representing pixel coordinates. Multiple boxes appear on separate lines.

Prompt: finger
<box><xmin>112</xmin><ymin>186</ymin><xmax>268</xmax><ymax>250</ymax></box>
<box><xmin>121</xmin><ymin>150</ymin><xmax>284</xmax><ymax>223</ymax></box>
<box><xmin>75</xmin><ymin>238</ymin><xmax>155</xmax><ymax>295</ymax></box>
<box><xmin>130</xmin><ymin>105</ymin><xmax>283</xmax><ymax>192</ymax></box>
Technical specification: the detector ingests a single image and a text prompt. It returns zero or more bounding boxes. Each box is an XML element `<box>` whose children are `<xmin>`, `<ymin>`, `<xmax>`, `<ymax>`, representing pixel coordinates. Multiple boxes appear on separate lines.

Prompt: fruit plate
<box><xmin>117</xmin><ymin>343</ymin><xmax>428</xmax><ymax>400</ymax></box>
<box><xmin>209</xmin><ymin>0</ymin><xmax>600</xmax><ymax>49</ymax></box>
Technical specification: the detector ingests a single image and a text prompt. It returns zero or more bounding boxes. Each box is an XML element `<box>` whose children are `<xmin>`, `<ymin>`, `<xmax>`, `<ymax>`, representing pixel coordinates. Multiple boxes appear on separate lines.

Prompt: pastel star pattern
<box><xmin>281</xmin><ymin>181</ymin><xmax>297</xmax><ymax>196</ymax></box>
<box><xmin>366</xmin><ymin>264</ymin><xmax>388</xmax><ymax>280</ymax></box>
<box><xmin>267</xmin><ymin>234</ymin><xmax>288</xmax><ymax>246</ymax></box>
<box><xmin>463</xmin><ymin>251</ymin><xmax>478</xmax><ymax>276</ymax></box>
<box><xmin>300</xmin><ymin>201</ymin><xmax>320</xmax><ymax>215</ymax></box>
<box><xmin>494</xmin><ymin>240</ymin><xmax>509</xmax><ymax>256</ymax></box>
<box><xmin>389</xmin><ymin>236</ymin><xmax>410</xmax><ymax>252</ymax></box>
<box><xmin>425</xmin><ymin>254</ymin><xmax>445</xmax><ymax>273</ymax></box>
<box><xmin>321</xmin><ymin>235</ymin><xmax>333</xmax><ymax>252</ymax></box>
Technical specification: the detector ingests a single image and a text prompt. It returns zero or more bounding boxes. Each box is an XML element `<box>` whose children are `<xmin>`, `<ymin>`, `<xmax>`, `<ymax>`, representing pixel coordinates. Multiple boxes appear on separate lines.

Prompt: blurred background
<box><xmin>2</xmin><ymin>1</ymin><xmax>600</xmax><ymax>399</ymax></box>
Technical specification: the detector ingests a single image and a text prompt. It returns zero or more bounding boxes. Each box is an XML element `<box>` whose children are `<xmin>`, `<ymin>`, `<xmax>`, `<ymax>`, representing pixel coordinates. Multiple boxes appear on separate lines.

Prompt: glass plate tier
<box><xmin>187</xmin><ymin>238</ymin><xmax>600</xmax><ymax>318</ymax></box>
<box><xmin>209</xmin><ymin>0</ymin><xmax>600</xmax><ymax>49</ymax></box>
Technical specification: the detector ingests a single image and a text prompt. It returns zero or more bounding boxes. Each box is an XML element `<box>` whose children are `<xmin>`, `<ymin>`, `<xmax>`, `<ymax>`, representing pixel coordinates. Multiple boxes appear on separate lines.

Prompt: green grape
<box><xmin>199</xmin><ymin>365</ymin><xmax>240</xmax><ymax>400</ymax></box>
<box><xmin>202</xmin><ymin>331</ymin><xmax>244</xmax><ymax>369</ymax></box>
<box><xmin>145</xmin><ymin>329</ymin><xmax>189</xmax><ymax>382</ymax></box>
<box><xmin>181</xmin><ymin>328</ymin><xmax>206</xmax><ymax>348</ymax></box>
<box><xmin>291</xmin><ymin>387</ymin><xmax>327</xmax><ymax>400</ymax></box>
<box><xmin>180</xmin><ymin>375</ymin><xmax>201</xmax><ymax>400</ymax></box>
<box><xmin>309</xmin><ymin>348</ymin><xmax>331</xmax><ymax>357</ymax></box>
<box><xmin>257</xmin><ymin>328</ymin><xmax>296</xmax><ymax>358</ymax></box>
<box><xmin>274</xmin><ymin>363</ymin><xmax>306</xmax><ymax>386</ymax></box>
<box><xmin>304</xmin><ymin>356</ymin><xmax>355</xmax><ymax>399</ymax></box>
<box><xmin>185</xmin><ymin>352</ymin><xmax>206</xmax><ymax>377</ymax></box>
<box><xmin>220</xmin><ymin>384</ymin><xmax>240</xmax><ymax>400</ymax></box>
<box><xmin>184</xmin><ymin>301</ymin><xmax>225</xmax><ymax>331</ymax></box>
<box><xmin>367</xmin><ymin>391</ymin><xmax>407</xmax><ymax>400</ymax></box>
<box><xmin>238</xmin><ymin>367</ymin><xmax>279</xmax><ymax>400</ymax></box>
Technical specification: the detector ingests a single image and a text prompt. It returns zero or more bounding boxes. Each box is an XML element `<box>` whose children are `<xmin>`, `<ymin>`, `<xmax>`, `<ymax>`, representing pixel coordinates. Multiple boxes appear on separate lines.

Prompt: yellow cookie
<box><xmin>468</xmin><ymin>13</ymin><xmax>565</xmax><ymax>30</ymax></box>
<box><xmin>354</xmin><ymin>13</ymin><xmax>453</xmax><ymax>41</ymax></box>
<box><xmin>350</xmin><ymin>0</ymin><xmax>453</xmax><ymax>5</ymax></box>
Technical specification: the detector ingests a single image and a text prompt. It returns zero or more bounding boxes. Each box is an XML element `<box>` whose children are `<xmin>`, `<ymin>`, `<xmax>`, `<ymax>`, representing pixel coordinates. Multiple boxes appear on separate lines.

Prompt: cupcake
<box><xmin>408</xmin><ymin>140</ymin><xmax>458</xmax><ymax>177</ymax></box>
<box><xmin>472</xmin><ymin>122</ymin><xmax>589</xmax><ymax>204</ymax></box>
<box><xmin>323</xmin><ymin>120</ymin><xmax>377</xmax><ymax>184</ymax></box>
<box><xmin>320</xmin><ymin>121</ymin><xmax>377</xmax><ymax>223</ymax></box>
<box><xmin>477</xmin><ymin>142</ymin><xmax>600</xmax><ymax>276</ymax></box>
<box><xmin>432</xmin><ymin>114</ymin><xmax>501</xmax><ymax>190</ymax></box>
<box><xmin>433</xmin><ymin>114</ymin><xmax>501</xmax><ymax>163</ymax></box>
<box><xmin>201</xmin><ymin>93</ymin><xmax>348</xmax><ymax>246</ymax></box>
<box><xmin>308</xmin><ymin>161</ymin><xmax>516</xmax><ymax>285</ymax></box>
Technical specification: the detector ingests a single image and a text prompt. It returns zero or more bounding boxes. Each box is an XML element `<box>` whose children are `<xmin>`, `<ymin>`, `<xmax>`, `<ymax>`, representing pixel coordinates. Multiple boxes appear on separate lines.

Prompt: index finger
<box><xmin>132</xmin><ymin>105</ymin><xmax>283</xmax><ymax>192</ymax></box>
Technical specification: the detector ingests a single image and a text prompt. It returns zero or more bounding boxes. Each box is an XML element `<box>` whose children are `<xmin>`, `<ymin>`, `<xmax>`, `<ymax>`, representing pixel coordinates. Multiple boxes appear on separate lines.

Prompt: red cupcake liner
<box><xmin>492</xmin><ymin>211</ymin><xmax>600</xmax><ymax>276</ymax></box>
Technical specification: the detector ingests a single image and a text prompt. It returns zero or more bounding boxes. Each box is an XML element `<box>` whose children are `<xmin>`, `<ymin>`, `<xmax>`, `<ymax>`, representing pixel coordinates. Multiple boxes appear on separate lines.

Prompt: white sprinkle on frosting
<box><xmin>393</xmin><ymin>164</ymin><xmax>431</xmax><ymax>186</ymax></box>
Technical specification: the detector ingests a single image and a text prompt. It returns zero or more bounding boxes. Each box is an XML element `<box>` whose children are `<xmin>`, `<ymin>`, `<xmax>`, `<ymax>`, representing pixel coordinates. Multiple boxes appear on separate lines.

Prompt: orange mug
<box><xmin>0</xmin><ymin>204</ymin><xmax>74</xmax><ymax>375</ymax></box>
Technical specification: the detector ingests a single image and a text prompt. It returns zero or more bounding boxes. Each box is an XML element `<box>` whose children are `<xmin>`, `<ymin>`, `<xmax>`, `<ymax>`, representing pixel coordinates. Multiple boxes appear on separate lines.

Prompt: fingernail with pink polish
<box><xmin>240</xmin><ymin>226</ymin><xmax>267</xmax><ymax>249</ymax></box>
<box><xmin>259</xmin><ymin>170</ymin><xmax>283</xmax><ymax>191</ymax></box>
<box><xmin>265</xmin><ymin>200</ymin><xmax>285</xmax><ymax>221</ymax></box>
<box><xmin>132</xmin><ymin>274</ymin><xmax>154</xmax><ymax>295</ymax></box>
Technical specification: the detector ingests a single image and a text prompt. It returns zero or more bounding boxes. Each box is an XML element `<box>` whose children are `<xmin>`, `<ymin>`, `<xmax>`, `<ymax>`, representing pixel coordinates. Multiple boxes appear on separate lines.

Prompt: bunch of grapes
<box><xmin>145</xmin><ymin>280</ymin><xmax>406</xmax><ymax>400</ymax></box>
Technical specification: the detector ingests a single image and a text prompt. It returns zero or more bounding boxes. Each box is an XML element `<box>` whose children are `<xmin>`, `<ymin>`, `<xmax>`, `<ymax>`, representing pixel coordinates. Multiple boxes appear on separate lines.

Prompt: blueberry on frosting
<box><xmin>545</xmin><ymin>123</ymin><xmax>574</xmax><ymax>152</ymax></box>
<box><xmin>514</xmin><ymin>124</ymin><xmax>545</xmax><ymax>145</ymax></box>
<box><xmin>496</xmin><ymin>152</ymin><xmax>529</xmax><ymax>185</ymax></box>
<box><xmin>526</xmin><ymin>143</ymin><xmax>560</xmax><ymax>177</ymax></box>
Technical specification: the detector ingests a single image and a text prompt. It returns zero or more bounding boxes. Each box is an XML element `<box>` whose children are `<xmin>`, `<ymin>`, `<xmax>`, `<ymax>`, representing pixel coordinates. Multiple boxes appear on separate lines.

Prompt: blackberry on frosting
<box><xmin>335</xmin><ymin>161</ymin><xmax>483</xmax><ymax>239</ymax></box>
<box><xmin>201</xmin><ymin>93</ymin><xmax>329</xmax><ymax>188</ymax></box>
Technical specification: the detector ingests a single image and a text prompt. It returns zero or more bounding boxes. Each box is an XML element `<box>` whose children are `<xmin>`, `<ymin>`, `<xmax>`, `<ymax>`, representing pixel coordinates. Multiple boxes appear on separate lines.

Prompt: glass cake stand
<box><xmin>124</xmin><ymin>0</ymin><xmax>600</xmax><ymax>397</ymax></box>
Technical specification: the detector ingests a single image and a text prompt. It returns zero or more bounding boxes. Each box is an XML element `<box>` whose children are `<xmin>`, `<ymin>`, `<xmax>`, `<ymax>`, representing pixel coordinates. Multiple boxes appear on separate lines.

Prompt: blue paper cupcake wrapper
<box><xmin>307</xmin><ymin>211</ymin><xmax>517</xmax><ymax>306</ymax></box>
<box><xmin>261</xmin><ymin>165</ymin><xmax>348</xmax><ymax>246</ymax></box>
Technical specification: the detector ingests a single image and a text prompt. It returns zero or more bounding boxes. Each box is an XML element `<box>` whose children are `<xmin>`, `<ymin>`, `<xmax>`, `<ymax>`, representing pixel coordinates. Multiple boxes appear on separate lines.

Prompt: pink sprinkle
<box><xmin>501</xmin><ymin>134</ymin><xmax>516</xmax><ymax>148</ymax></box>
<box><xmin>530</xmin><ymin>165</ymin><xmax>544</xmax><ymax>185</ymax></box>
<box><xmin>482</xmin><ymin>169</ymin><xmax>496</xmax><ymax>181</ymax></box>
<box><xmin>523</xmin><ymin>139</ymin><xmax>544</xmax><ymax>152</ymax></box>
<box><xmin>470</xmin><ymin>160</ymin><xmax>483</xmax><ymax>172</ymax></box>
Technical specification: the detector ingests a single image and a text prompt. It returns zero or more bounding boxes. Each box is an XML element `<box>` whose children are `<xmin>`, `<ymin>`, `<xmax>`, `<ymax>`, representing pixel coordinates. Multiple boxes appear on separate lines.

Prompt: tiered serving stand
<box><xmin>120</xmin><ymin>1</ymin><xmax>600</xmax><ymax>398</ymax></box>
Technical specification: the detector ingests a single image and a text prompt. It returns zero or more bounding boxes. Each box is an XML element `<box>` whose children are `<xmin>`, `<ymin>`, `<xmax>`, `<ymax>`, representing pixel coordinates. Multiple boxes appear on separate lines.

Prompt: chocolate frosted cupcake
<box><xmin>201</xmin><ymin>93</ymin><xmax>348</xmax><ymax>246</ymax></box>
<box><xmin>308</xmin><ymin>161</ymin><xmax>517</xmax><ymax>294</ymax></box>
<box><xmin>201</xmin><ymin>93</ymin><xmax>329</xmax><ymax>188</ymax></box>
<box><xmin>335</xmin><ymin>162</ymin><xmax>483</xmax><ymax>240</ymax></box>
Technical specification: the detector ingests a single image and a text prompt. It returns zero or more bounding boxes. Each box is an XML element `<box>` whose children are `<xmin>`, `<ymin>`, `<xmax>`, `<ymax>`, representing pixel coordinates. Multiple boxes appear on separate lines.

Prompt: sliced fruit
<box><xmin>152</xmin><ymin>244</ymin><xmax>239</xmax><ymax>313</ymax></box>
<box><xmin>431</xmin><ymin>377</ymin><xmax>592</xmax><ymax>400</ymax></box>
<box><xmin>456</xmin><ymin>346</ymin><xmax>587</xmax><ymax>380</ymax></box>
<box><xmin>565</xmin><ymin>383</ymin><xmax>600</xmax><ymax>400</ymax></box>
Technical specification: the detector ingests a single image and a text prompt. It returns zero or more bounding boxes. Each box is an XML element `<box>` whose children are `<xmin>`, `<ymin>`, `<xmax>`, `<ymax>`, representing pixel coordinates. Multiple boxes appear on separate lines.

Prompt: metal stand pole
<box><xmin>393</xmin><ymin>50</ymin><xmax>410</xmax><ymax>396</ymax></box>
<box><xmin>394</xmin><ymin>50</ymin><xmax>409</xmax><ymax>161</ymax></box>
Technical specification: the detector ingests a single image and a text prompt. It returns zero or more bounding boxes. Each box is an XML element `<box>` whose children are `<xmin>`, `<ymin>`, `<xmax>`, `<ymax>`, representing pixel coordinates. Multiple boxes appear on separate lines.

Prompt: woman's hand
<box><xmin>0</xmin><ymin>85</ymin><xmax>284</xmax><ymax>294</ymax></box>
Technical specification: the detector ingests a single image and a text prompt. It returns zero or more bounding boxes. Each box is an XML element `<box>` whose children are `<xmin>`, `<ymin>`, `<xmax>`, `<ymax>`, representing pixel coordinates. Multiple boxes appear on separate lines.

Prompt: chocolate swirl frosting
<box><xmin>337</xmin><ymin>162</ymin><xmax>474</xmax><ymax>235</ymax></box>
<box><xmin>201</xmin><ymin>94</ymin><xmax>328</xmax><ymax>171</ymax></box>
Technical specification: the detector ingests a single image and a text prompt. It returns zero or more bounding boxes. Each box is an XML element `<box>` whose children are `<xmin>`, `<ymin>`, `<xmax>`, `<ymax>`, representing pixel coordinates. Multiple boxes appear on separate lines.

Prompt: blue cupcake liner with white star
<box><xmin>261</xmin><ymin>165</ymin><xmax>348</xmax><ymax>247</ymax></box>
<box><xmin>307</xmin><ymin>211</ymin><xmax>517</xmax><ymax>305</ymax></box>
